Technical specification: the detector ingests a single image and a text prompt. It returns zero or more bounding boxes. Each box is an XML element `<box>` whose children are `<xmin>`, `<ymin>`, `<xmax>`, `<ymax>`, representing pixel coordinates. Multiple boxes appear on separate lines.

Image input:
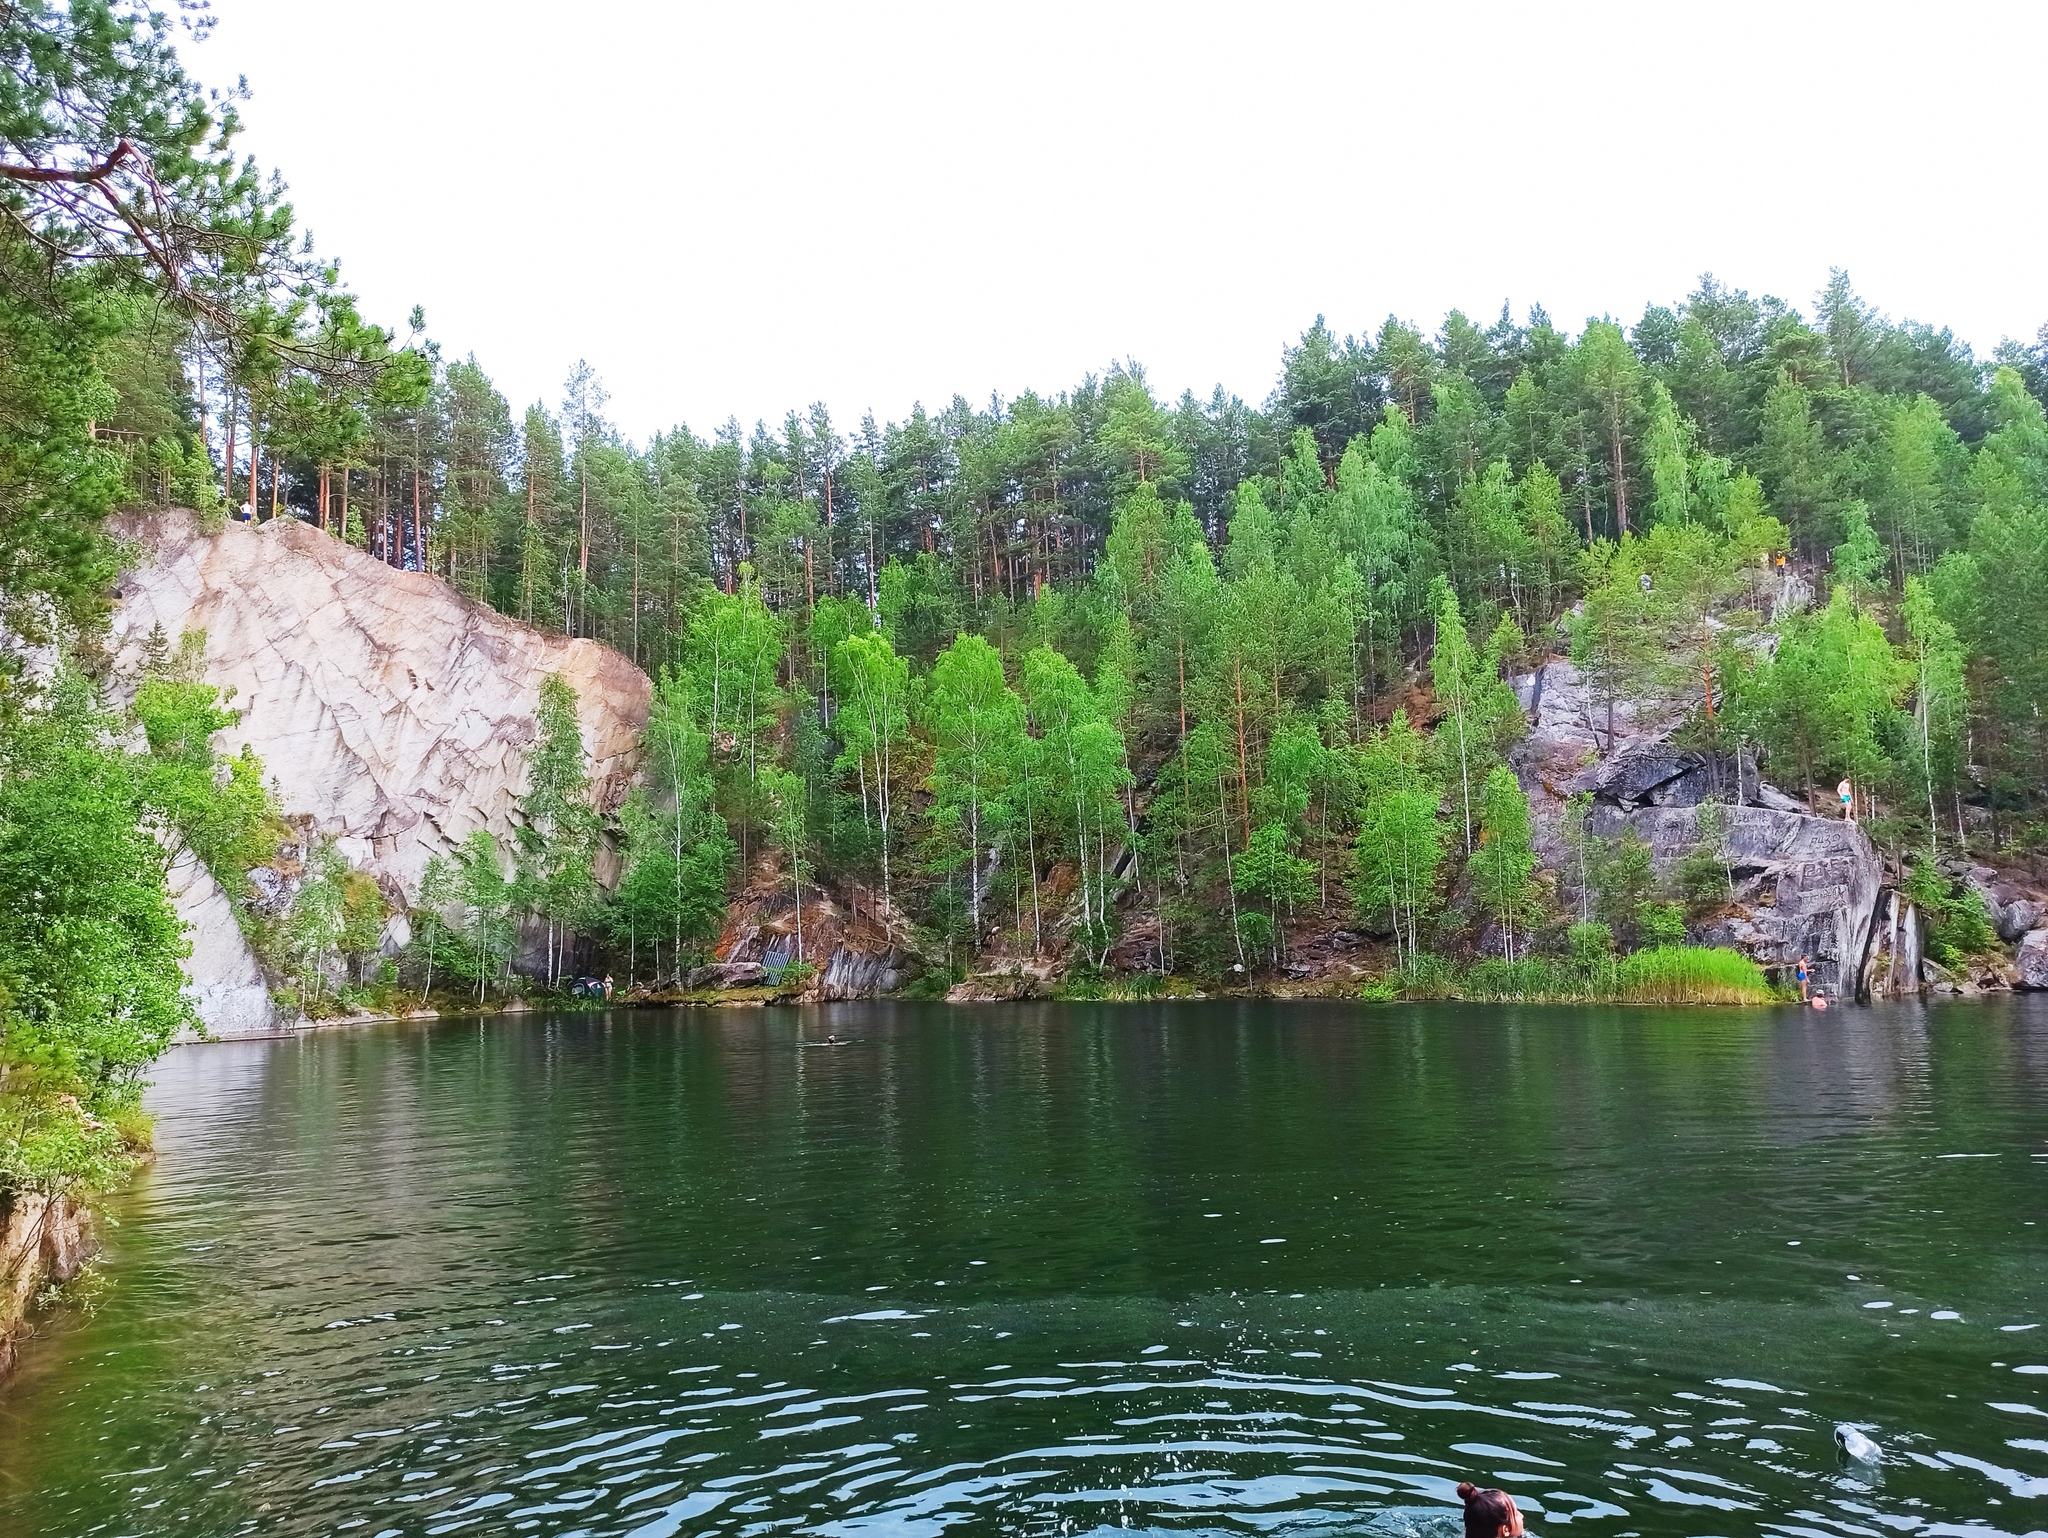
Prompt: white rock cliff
<box><xmin>110</xmin><ymin>510</ymin><xmax>651</xmax><ymax>1033</ymax></box>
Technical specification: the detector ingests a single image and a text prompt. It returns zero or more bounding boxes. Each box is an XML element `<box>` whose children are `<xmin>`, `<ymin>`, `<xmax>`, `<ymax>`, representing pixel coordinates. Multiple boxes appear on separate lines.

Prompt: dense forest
<box><xmin>229</xmin><ymin>269</ymin><xmax>2042</xmax><ymax>1002</ymax></box>
<box><xmin>5</xmin><ymin>5</ymin><xmax>2048</xmax><ymax>1202</ymax></box>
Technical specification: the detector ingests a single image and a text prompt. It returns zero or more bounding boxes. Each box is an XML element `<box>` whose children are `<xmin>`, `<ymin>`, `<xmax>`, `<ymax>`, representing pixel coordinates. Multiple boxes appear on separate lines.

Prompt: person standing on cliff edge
<box><xmin>1839</xmin><ymin>778</ymin><xmax>1854</xmax><ymax>821</ymax></box>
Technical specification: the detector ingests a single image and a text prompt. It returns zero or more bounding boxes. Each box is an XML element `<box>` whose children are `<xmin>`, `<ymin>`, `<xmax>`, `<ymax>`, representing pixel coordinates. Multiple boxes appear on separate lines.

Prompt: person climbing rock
<box><xmin>1796</xmin><ymin>956</ymin><xmax>1810</xmax><ymax>1001</ymax></box>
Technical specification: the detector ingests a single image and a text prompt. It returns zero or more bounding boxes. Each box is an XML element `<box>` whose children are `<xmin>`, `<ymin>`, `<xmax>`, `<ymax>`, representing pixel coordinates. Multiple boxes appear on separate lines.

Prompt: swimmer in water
<box><xmin>1458</xmin><ymin>1481</ymin><xmax>1524</xmax><ymax>1538</ymax></box>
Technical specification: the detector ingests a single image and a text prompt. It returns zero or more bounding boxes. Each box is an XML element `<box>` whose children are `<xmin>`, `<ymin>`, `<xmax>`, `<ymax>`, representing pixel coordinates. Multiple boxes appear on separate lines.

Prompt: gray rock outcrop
<box><xmin>109</xmin><ymin>510</ymin><xmax>653</xmax><ymax>1033</ymax></box>
<box><xmin>1610</xmin><ymin>803</ymin><xmax>1883</xmax><ymax>996</ymax></box>
<box><xmin>109</xmin><ymin>510</ymin><xmax>650</xmax><ymax>897</ymax></box>
<box><xmin>162</xmin><ymin>844</ymin><xmax>276</xmax><ymax>1038</ymax></box>
<box><xmin>1513</xmin><ymin>656</ymin><xmax>1891</xmax><ymax>997</ymax></box>
<box><xmin>1860</xmin><ymin>889</ymin><xmax>1924</xmax><ymax>1001</ymax></box>
<box><xmin>685</xmin><ymin>961</ymin><xmax>770</xmax><ymax>990</ymax></box>
<box><xmin>1</xmin><ymin>1191</ymin><xmax>92</xmax><ymax>1382</ymax></box>
<box><xmin>2018</xmin><ymin>930</ymin><xmax>2048</xmax><ymax>991</ymax></box>
<box><xmin>816</xmin><ymin>944</ymin><xmax>915</xmax><ymax>1000</ymax></box>
<box><xmin>1962</xmin><ymin>866</ymin><xmax>2044</xmax><ymax>944</ymax></box>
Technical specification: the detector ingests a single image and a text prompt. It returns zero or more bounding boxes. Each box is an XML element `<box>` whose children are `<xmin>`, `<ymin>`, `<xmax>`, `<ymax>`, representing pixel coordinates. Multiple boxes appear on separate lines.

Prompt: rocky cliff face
<box><xmin>0</xmin><ymin>1193</ymin><xmax>91</xmax><ymax>1382</ymax></box>
<box><xmin>161</xmin><ymin>843</ymin><xmax>276</xmax><ymax>1035</ymax></box>
<box><xmin>109</xmin><ymin>510</ymin><xmax>651</xmax><ymax>1032</ymax></box>
<box><xmin>1513</xmin><ymin>658</ymin><xmax>1890</xmax><ymax>997</ymax></box>
<box><xmin>1608</xmin><ymin>803</ymin><xmax>1882</xmax><ymax>996</ymax></box>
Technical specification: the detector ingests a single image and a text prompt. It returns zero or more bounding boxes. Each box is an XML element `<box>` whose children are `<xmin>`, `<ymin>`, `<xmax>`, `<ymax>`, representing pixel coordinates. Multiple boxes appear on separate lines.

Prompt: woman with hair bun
<box><xmin>1457</xmin><ymin>1481</ymin><xmax>1524</xmax><ymax>1538</ymax></box>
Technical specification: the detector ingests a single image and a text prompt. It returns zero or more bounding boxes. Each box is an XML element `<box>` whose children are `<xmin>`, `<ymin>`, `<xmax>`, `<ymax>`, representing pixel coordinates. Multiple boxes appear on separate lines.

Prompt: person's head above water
<box><xmin>1458</xmin><ymin>1482</ymin><xmax>1524</xmax><ymax>1538</ymax></box>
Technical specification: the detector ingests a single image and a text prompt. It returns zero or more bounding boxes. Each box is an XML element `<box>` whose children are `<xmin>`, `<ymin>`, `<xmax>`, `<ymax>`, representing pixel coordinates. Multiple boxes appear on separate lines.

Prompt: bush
<box><xmin>1567</xmin><ymin>921</ymin><xmax>1615</xmax><ymax>969</ymax></box>
<box><xmin>1903</xmin><ymin>862</ymin><xmax>2000</xmax><ymax>964</ymax></box>
<box><xmin>1235</xmin><ymin>910</ymin><xmax>1275</xmax><ymax>962</ymax></box>
<box><xmin>1637</xmin><ymin>901</ymin><xmax>1688</xmax><ymax>949</ymax></box>
<box><xmin>1675</xmin><ymin>803</ymin><xmax>1733</xmax><ymax>917</ymax></box>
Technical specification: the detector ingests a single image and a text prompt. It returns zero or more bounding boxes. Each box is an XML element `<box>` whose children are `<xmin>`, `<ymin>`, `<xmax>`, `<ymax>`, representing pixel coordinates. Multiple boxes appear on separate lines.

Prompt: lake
<box><xmin>1</xmin><ymin>1000</ymin><xmax>2045</xmax><ymax>1538</ymax></box>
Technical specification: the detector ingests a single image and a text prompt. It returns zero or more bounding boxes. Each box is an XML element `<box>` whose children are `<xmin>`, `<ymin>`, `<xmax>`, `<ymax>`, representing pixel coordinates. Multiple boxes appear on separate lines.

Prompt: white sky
<box><xmin>194</xmin><ymin>1</ymin><xmax>2048</xmax><ymax>446</ymax></box>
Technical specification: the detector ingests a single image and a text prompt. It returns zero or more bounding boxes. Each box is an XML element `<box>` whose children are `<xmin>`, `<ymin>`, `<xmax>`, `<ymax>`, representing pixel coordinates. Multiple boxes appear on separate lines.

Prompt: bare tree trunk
<box><xmin>413</xmin><ymin>422</ymin><xmax>426</xmax><ymax>573</ymax></box>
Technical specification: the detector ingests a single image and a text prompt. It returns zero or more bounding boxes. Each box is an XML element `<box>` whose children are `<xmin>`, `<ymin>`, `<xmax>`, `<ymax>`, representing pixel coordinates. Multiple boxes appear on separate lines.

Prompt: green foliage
<box><xmin>517</xmin><ymin>672</ymin><xmax>601</xmax><ymax>977</ymax></box>
<box><xmin>0</xmin><ymin>1086</ymin><xmax>135</xmax><ymax>1199</ymax></box>
<box><xmin>616</xmin><ymin>667</ymin><xmax>731</xmax><ymax>969</ymax></box>
<box><xmin>1735</xmin><ymin>587</ymin><xmax>1906</xmax><ymax>801</ymax></box>
<box><xmin>1637</xmin><ymin>901</ymin><xmax>1688</xmax><ymax>949</ymax></box>
<box><xmin>0</xmin><ymin>672</ymin><xmax>191</xmax><ymax>1115</ymax></box>
<box><xmin>836</xmin><ymin>629</ymin><xmax>911</xmax><ymax>907</ymax></box>
<box><xmin>339</xmin><ymin>871</ymin><xmax>387</xmax><ymax>987</ymax></box>
<box><xmin>1349</xmin><ymin>711</ymin><xmax>1444</xmax><ymax>964</ymax></box>
<box><xmin>686</xmin><ymin>571</ymin><xmax>784</xmax><ymax>789</ymax></box>
<box><xmin>1232</xmin><ymin>821</ymin><xmax>1314</xmax><ymax>966</ymax></box>
<box><xmin>1567</xmin><ymin>920</ymin><xmax>1615</xmax><ymax>968</ymax></box>
<box><xmin>1404</xmin><ymin>944</ymin><xmax>1774</xmax><ymax>1004</ymax></box>
<box><xmin>130</xmin><ymin>635</ymin><xmax>280</xmax><ymax>898</ymax></box>
<box><xmin>1023</xmin><ymin>644</ymin><xmax>1129</xmax><ymax>964</ymax></box>
<box><xmin>1674</xmin><ymin>803</ymin><xmax>1732</xmax><ymax>918</ymax></box>
<box><xmin>1469</xmin><ymin>765</ymin><xmax>1540</xmax><ymax>956</ymax></box>
<box><xmin>1831</xmin><ymin>501</ymin><xmax>1885</xmax><ymax>599</ymax></box>
<box><xmin>923</xmin><ymin>632</ymin><xmax>1027</xmax><ymax>936</ymax></box>
<box><xmin>413</xmin><ymin>832</ymin><xmax>517</xmax><ymax>1002</ymax></box>
<box><xmin>1901</xmin><ymin>862</ymin><xmax>1998</xmax><ymax>966</ymax></box>
<box><xmin>1588</xmin><ymin>827</ymin><xmax>1658</xmax><ymax>950</ymax></box>
<box><xmin>758</xmin><ymin>763</ymin><xmax>809</xmax><ymax>938</ymax></box>
<box><xmin>282</xmin><ymin>844</ymin><xmax>348</xmax><ymax>1012</ymax></box>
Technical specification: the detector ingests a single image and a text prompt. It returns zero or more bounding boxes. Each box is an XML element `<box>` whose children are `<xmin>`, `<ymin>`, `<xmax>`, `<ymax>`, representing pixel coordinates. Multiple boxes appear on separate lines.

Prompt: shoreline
<box><xmin>163</xmin><ymin>983</ymin><xmax>2038</xmax><ymax>1050</ymax></box>
<box><xmin>0</xmin><ymin>1191</ymin><xmax>98</xmax><ymax>1386</ymax></box>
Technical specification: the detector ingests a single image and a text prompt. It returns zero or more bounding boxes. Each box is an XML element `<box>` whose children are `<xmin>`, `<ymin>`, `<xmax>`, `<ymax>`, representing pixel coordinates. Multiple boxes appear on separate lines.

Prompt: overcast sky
<box><xmin>192</xmin><ymin>1</ymin><xmax>2048</xmax><ymax>445</ymax></box>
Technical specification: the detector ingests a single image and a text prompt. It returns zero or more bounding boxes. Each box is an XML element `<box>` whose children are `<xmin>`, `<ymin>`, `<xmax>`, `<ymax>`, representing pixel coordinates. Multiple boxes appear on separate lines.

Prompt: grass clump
<box><xmin>1608</xmin><ymin>945</ymin><xmax>1780</xmax><ymax>1004</ymax></box>
<box><xmin>1375</xmin><ymin>944</ymin><xmax>1779</xmax><ymax>1005</ymax></box>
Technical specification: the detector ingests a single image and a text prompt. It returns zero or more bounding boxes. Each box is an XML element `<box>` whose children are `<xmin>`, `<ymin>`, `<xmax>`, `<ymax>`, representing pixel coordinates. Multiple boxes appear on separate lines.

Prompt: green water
<box><xmin>1</xmin><ymin>1000</ymin><xmax>2045</xmax><ymax>1538</ymax></box>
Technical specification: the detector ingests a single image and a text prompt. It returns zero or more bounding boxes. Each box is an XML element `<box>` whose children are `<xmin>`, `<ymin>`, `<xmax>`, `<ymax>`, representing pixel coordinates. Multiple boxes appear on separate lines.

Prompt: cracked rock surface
<box><xmin>109</xmin><ymin>511</ymin><xmax>651</xmax><ymax>1032</ymax></box>
<box><xmin>111</xmin><ymin>510</ymin><xmax>650</xmax><ymax>897</ymax></box>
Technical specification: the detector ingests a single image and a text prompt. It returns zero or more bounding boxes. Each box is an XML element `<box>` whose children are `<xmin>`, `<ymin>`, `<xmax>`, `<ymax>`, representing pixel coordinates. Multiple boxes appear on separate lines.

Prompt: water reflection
<box><xmin>0</xmin><ymin>999</ymin><xmax>2043</xmax><ymax>1537</ymax></box>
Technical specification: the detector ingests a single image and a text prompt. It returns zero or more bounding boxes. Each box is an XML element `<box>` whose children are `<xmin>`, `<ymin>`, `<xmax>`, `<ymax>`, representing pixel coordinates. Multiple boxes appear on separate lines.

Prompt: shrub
<box><xmin>1675</xmin><ymin>803</ymin><xmax>1733</xmax><ymax>918</ymax></box>
<box><xmin>1637</xmin><ymin>901</ymin><xmax>1688</xmax><ymax>949</ymax></box>
<box><xmin>1902</xmin><ymin>862</ymin><xmax>1999</xmax><ymax>964</ymax></box>
<box><xmin>1567</xmin><ymin>921</ymin><xmax>1615</xmax><ymax>969</ymax></box>
<box><xmin>1235</xmin><ymin>910</ymin><xmax>1275</xmax><ymax>962</ymax></box>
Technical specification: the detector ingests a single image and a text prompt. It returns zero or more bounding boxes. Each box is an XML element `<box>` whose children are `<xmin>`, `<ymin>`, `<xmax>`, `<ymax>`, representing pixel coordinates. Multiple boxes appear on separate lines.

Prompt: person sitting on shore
<box><xmin>1458</xmin><ymin>1481</ymin><xmax>1524</xmax><ymax>1538</ymax></box>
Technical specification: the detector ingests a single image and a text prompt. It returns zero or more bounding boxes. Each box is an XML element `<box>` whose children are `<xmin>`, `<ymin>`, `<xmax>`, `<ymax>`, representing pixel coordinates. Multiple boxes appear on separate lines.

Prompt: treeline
<box><xmin>224</xmin><ymin>271</ymin><xmax>2037</xmax><ymax>990</ymax></box>
<box><xmin>9</xmin><ymin>4</ymin><xmax>2048</xmax><ymax>1222</ymax></box>
<box><xmin>73</xmin><ymin>165</ymin><xmax>2048</xmax><ymax>993</ymax></box>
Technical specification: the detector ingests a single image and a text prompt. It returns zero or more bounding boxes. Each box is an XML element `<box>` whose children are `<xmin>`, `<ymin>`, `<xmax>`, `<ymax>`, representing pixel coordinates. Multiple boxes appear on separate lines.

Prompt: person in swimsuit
<box><xmin>1796</xmin><ymin>956</ymin><xmax>1809</xmax><ymax>1001</ymax></box>
<box><xmin>1458</xmin><ymin>1481</ymin><xmax>1524</xmax><ymax>1538</ymax></box>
